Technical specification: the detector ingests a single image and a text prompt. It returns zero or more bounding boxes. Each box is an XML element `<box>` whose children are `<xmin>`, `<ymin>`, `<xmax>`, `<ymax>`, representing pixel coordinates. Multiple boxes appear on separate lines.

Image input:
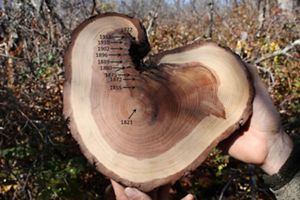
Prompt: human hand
<box><xmin>110</xmin><ymin>65</ymin><xmax>293</xmax><ymax>200</ymax></box>
<box><xmin>221</xmin><ymin>64</ymin><xmax>293</xmax><ymax>175</ymax></box>
<box><xmin>110</xmin><ymin>180</ymin><xmax>194</xmax><ymax>200</ymax></box>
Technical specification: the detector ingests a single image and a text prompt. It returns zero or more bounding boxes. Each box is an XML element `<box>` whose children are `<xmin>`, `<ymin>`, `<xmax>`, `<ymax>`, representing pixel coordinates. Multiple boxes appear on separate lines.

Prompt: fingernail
<box><xmin>186</xmin><ymin>194</ymin><xmax>195</xmax><ymax>200</ymax></box>
<box><xmin>124</xmin><ymin>187</ymin><xmax>138</xmax><ymax>199</ymax></box>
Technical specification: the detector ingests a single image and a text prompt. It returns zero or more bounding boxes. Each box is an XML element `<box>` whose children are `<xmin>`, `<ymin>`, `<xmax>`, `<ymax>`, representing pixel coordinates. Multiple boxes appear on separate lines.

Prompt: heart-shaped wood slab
<box><xmin>64</xmin><ymin>13</ymin><xmax>254</xmax><ymax>191</ymax></box>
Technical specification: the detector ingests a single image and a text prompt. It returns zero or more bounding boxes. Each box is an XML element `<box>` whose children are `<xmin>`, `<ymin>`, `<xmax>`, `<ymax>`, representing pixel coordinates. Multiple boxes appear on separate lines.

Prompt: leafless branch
<box><xmin>91</xmin><ymin>0</ymin><xmax>97</xmax><ymax>15</ymax></box>
<box><xmin>253</xmin><ymin>39</ymin><xmax>300</xmax><ymax>64</ymax></box>
<box><xmin>218</xmin><ymin>177</ymin><xmax>233</xmax><ymax>200</ymax></box>
<box><xmin>18</xmin><ymin>24</ymin><xmax>47</xmax><ymax>37</ymax></box>
<box><xmin>121</xmin><ymin>1</ymin><xmax>137</xmax><ymax>16</ymax></box>
<box><xmin>207</xmin><ymin>0</ymin><xmax>215</xmax><ymax>38</ymax></box>
<box><xmin>146</xmin><ymin>11</ymin><xmax>159</xmax><ymax>36</ymax></box>
<box><xmin>146</xmin><ymin>13</ymin><xmax>157</xmax><ymax>36</ymax></box>
<box><xmin>254</xmin><ymin>64</ymin><xmax>275</xmax><ymax>86</ymax></box>
<box><xmin>0</xmin><ymin>53</ymin><xmax>22</xmax><ymax>59</ymax></box>
<box><xmin>256</xmin><ymin>0</ymin><xmax>267</xmax><ymax>37</ymax></box>
<box><xmin>190</xmin><ymin>0</ymin><xmax>200</xmax><ymax>16</ymax></box>
<box><xmin>190</xmin><ymin>0</ymin><xmax>208</xmax><ymax>20</ymax></box>
<box><xmin>44</xmin><ymin>0</ymin><xmax>68</xmax><ymax>31</ymax></box>
<box><xmin>17</xmin><ymin>109</ymin><xmax>44</xmax><ymax>140</ymax></box>
<box><xmin>213</xmin><ymin>9</ymin><xmax>239</xmax><ymax>40</ymax></box>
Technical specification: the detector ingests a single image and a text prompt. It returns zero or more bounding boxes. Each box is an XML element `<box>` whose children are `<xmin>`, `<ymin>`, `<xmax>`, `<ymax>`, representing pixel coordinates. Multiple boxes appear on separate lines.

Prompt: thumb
<box><xmin>125</xmin><ymin>187</ymin><xmax>152</xmax><ymax>200</ymax></box>
<box><xmin>182</xmin><ymin>194</ymin><xmax>194</xmax><ymax>200</ymax></box>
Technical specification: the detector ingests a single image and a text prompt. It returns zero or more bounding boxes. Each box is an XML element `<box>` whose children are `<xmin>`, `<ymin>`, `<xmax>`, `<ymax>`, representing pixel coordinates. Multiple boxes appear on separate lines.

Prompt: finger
<box><xmin>156</xmin><ymin>185</ymin><xmax>171</xmax><ymax>200</ymax></box>
<box><xmin>182</xmin><ymin>194</ymin><xmax>194</xmax><ymax>200</ymax></box>
<box><xmin>245</xmin><ymin>64</ymin><xmax>261</xmax><ymax>83</ymax></box>
<box><xmin>125</xmin><ymin>187</ymin><xmax>152</xmax><ymax>200</ymax></box>
<box><xmin>111</xmin><ymin>179</ymin><xmax>128</xmax><ymax>200</ymax></box>
<box><xmin>217</xmin><ymin>64</ymin><xmax>256</xmax><ymax>154</ymax></box>
<box><xmin>218</xmin><ymin>118</ymin><xmax>251</xmax><ymax>153</ymax></box>
<box><xmin>246</xmin><ymin>64</ymin><xmax>281</xmax><ymax>131</ymax></box>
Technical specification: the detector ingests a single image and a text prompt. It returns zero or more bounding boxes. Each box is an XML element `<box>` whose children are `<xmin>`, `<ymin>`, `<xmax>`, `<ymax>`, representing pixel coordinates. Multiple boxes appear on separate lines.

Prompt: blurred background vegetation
<box><xmin>0</xmin><ymin>0</ymin><xmax>299</xmax><ymax>199</ymax></box>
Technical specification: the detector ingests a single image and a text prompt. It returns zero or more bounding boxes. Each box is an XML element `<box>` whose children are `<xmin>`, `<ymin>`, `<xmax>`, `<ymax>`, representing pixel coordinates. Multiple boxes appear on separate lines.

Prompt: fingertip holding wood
<box><xmin>64</xmin><ymin>12</ymin><xmax>254</xmax><ymax>191</ymax></box>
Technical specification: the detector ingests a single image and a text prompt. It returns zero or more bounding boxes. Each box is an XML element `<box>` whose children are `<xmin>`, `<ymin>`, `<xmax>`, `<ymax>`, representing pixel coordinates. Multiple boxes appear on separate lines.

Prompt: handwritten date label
<box><xmin>121</xmin><ymin>120</ymin><xmax>133</xmax><ymax>125</ymax></box>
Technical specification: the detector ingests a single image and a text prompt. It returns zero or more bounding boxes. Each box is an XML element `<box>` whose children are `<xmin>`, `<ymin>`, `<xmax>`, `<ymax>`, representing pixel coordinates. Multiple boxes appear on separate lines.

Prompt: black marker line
<box><xmin>110</xmin><ymin>61</ymin><xmax>122</xmax><ymax>63</ymax></box>
<box><xmin>123</xmin><ymin>78</ymin><xmax>135</xmax><ymax>81</ymax></box>
<box><xmin>111</xmin><ymin>36</ymin><xmax>124</xmax><ymax>39</ymax></box>
<box><xmin>114</xmin><ymin>66</ymin><xmax>131</xmax><ymax>72</ymax></box>
<box><xmin>114</xmin><ymin>67</ymin><xmax>124</xmax><ymax>72</ymax></box>
<box><xmin>110</xmin><ymin>41</ymin><xmax>123</xmax><ymax>44</ymax></box>
<box><xmin>109</xmin><ymin>54</ymin><xmax>128</xmax><ymax>57</ymax></box>
<box><xmin>123</xmin><ymin>86</ymin><xmax>135</xmax><ymax>89</ymax></box>
<box><xmin>128</xmin><ymin>109</ymin><xmax>137</xmax><ymax>120</ymax></box>
<box><xmin>118</xmin><ymin>73</ymin><xmax>130</xmax><ymax>77</ymax></box>
<box><xmin>111</xmin><ymin>47</ymin><xmax>123</xmax><ymax>50</ymax></box>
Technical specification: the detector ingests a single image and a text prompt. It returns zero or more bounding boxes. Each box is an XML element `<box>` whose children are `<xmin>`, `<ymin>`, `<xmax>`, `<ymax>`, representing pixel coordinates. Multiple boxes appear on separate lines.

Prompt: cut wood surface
<box><xmin>64</xmin><ymin>13</ymin><xmax>254</xmax><ymax>191</ymax></box>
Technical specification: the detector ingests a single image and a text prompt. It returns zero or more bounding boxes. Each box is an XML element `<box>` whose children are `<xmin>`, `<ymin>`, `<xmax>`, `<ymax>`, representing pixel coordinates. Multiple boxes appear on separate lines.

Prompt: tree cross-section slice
<box><xmin>64</xmin><ymin>12</ymin><xmax>254</xmax><ymax>191</ymax></box>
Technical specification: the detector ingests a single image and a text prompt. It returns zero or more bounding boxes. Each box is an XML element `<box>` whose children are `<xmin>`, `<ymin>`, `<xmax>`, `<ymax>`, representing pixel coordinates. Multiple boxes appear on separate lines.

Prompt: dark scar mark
<box><xmin>161</xmin><ymin>62</ymin><xmax>226</xmax><ymax>120</ymax></box>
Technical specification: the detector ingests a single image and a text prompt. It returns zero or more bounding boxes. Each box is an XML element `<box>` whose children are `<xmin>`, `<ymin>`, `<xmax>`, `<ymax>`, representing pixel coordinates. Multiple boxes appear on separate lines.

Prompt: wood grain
<box><xmin>64</xmin><ymin>12</ymin><xmax>254</xmax><ymax>191</ymax></box>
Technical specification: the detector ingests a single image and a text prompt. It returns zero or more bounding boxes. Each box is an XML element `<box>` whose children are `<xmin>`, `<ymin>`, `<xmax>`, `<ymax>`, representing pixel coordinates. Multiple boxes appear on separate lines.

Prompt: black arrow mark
<box><xmin>111</xmin><ymin>36</ymin><xmax>124</xmax><ymax>39</ymax></box>
<box><xmin>110</xmin><ymin>60</ymin><xmax>122</xmax><ymax>64</ymax></box>
<box><xmin>114</xmin><ymin>66</ymin><xmax>131</xmax><ymax>72</ymax></box>
<box><xmin>114</xmin><ymin>67</ymin><xmax>124</xmax><ymax>72</ymax></box>
<box><xmin>128</xmin><ymin>109</ymin><xmax>137</xmax><ymax>119</ymax></box>
<box><xmin>109</xmin><ymin>54</ymin><xmax>129</xmax><ymax>57</ymax></box>
<box><xmin>111</xmin><ymin>47</ymin><xmax>123</xmax><ymax>50</ymax></box>
<box><xmin>123</xmin><ymin>86</ymin><xmax>135</xmax><ymax>89</ymax></box>
<box><xmin>123</xmin><ymin>77</ymin><xmax>135</xmax><ymax>81</ymax></box>
<box><xmin>118</xmin><ymin>73</ymin><xmax>130</xmax><ymax>76</ymax></box>
<box><xmin>110</xmin><ymin>41</ymin><xmax>123</xmax><ymax>44</ymax></box>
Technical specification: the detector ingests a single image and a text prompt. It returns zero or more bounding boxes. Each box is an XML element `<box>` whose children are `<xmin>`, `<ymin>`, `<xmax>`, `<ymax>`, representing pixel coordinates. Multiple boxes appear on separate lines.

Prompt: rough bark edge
<box><xmin>150</xmin><ymin>40</ymin><xmax>248</xmax><ymax>66</ymax></box>
<box><xmin>63</xmin><ymin>12</ymin><xmax>255</xmax><ymax>192</ymax></box>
